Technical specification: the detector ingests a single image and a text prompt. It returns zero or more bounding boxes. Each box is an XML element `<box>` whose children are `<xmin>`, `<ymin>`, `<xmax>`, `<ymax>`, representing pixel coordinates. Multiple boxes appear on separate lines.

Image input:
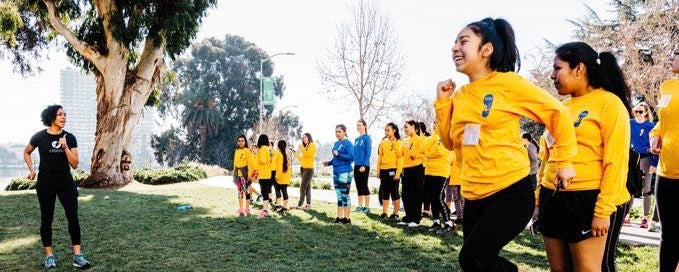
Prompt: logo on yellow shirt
<box><xmin>482</xmin><ymin>94</ymin><xmax>494</xmax><ymax>118</ymax></box>
<box><xmin>574</xmin><ymin>110</ymin><xmax>589</xmax><ymax>128</ymax></box>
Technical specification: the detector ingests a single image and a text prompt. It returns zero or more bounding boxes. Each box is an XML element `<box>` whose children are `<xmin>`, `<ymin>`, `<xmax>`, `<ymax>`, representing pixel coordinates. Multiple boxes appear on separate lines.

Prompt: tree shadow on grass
<box><xmin>0</xmin><ymin>186</ymin><xmax>552</xmax><ymax>272</ymax></box>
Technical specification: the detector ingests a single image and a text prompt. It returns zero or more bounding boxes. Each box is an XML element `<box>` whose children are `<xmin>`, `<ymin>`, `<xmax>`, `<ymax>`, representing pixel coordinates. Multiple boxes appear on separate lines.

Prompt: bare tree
<box><xmin>317</xmin><ymin>0</ymin><xmax>404</xmax><ymax>129</ymax></box>
<box><xmin>395</xmin><ymin>92</ymin><xmax>434</xmax><ymax>126</ymax></box>
<box><xmin>569</xmin><ymin>0</ymin><xmax>679</xmax><ymax>106</ymax></box>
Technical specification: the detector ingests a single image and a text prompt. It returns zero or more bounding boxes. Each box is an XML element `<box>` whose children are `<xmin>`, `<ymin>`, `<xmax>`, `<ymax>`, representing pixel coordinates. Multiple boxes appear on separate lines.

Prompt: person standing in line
<box><xmin>448</xmin><ymin>150</ymin><xmax>464</xmax><ymax>225</ymax></box>
<box><xmin>537</xmin><ymin>42</ymin><xmax>631</xmax><ymax>272</ymax></box>
<box><xmin>649</xmin><ymin>43</ymin><xmax>679</xmax><ymax>272</ymax></box>
<box><xmin>424</xmin><ymin>125</ymin><xmax>456</xmax><ymax>234</ymax></box>
<box><xmin>377</xmin><ymin>122</ymin><xmax>404</xmax><ymax>220</ymax></box>
<box><xmin>419</xmin><ymin>121</ymin><xmax>433</xmax><ymax>218</ymax></box>
<box><xmin>435</xmin><ymin>18</ymin><xmax>578</xmax><ymax>271</ymax></box>
<box><xmin>323</xmin><ymin>124</ymin><xmax>355</xmax><ymax>224</ymax></box>
<box><xmin>292</xmin><ymin>133</ymin><xmax>316</xmax><ymax>210</ymax></box>
<box><xmin>399</xmin><ymin>120</ymin><xmax>426</xmax><ymax>227</ymax></box>
<box><xmin>353</xmin><ymin>119</ymin><xmax>372</xmax><ymax>213</ymax></box>
<box><xmin>274</xmin><ymin>140</ymin><xmax>291</xmax><ymax>213</ymax></box>
<box><xmin>521</xmin><ymin>132</ymin><xmax>541</xmax><ymax>190</ymax></box>
<box><xmin>254</xmin><ymin>135</ymin><xmax>274</xmax><ymax>218</ymax></box>
<box><xmin>624</xmin><ymin>102</ymin><xmax>658</xmax><ymax>228</ymax></box>
<box><xmin>233</xmin><ymin>135</ymin><xmax>252</xmax><ymax>216</ymax></box>
<box><xmin>23</xmin><ymin>105</ymin><xmax>91</xmax><ymax>270</ymax></box>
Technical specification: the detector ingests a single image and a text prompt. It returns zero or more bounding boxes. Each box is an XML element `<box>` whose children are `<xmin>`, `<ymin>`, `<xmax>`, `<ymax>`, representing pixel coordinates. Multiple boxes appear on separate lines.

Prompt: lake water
<box><xmin>0</xmin><ymin>166</ymin><xmax>28</xmax><ymax>190</ymax></box>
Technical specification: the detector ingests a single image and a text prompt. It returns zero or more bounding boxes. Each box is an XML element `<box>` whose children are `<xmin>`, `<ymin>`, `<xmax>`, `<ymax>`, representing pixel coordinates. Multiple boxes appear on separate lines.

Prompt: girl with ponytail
<box><xmin>538</xmin><ymin>41</ymin><xmax>632</xmax><ymax>272</ymax></box>
<box><xmin>434</xmin><ymin>18</ymin><xmax>578</xmax><ymax>271</ymax></box>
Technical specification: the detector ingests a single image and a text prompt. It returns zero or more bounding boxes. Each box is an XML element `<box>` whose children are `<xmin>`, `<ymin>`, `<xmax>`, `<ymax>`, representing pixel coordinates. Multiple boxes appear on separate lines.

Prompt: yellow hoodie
<box><xmin>424</xmin><ymin>133</ymin><xmax>453</xmax><ymax>178</ymax></box>
<box><xmin>294</xmin><ymin>142</ymin><xmax>317</xmax><ymax>169</ymax></box>
<box><xmin>377</xmin><ymin>138</ymin><xmax>404</xmax><ymax>177</ymax></box>
<box><xmin>276</xmin><ymin>150</ymin><xmax>292</xmax><ymax>185</ymax></box>
<box><xmin>233</xmin><ymin>147</ymin><xmax>252</xmax><ymax>177</ymax></box>
<box><xmin>650</xmin><ymin>79</ymin><xmax>679</xmax><ymax>179</ymax></box>
<box><xmin>435</xmin><ymin>72</ymin><xmax>578</xmax><ymax>200</ymax></box>
<box><xmin>254</xmin><ymin>146</ymin><xmax>273</xmax><ymax>180</ymax></box>
<box><xmin>403</xmin><ymin>134</ymin><xmax>426</xmax><ymax>168</ymax></box>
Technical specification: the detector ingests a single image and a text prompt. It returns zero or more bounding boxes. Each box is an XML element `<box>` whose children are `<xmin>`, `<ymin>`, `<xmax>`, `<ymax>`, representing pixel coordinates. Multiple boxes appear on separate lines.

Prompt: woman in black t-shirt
<box><xmin>23</xmin><ymin>105</ymin><xmax>91</xmax><ymax>270</ymax></box>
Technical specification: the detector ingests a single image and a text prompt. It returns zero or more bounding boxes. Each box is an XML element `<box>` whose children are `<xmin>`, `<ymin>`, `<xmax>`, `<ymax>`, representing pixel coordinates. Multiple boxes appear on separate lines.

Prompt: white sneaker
<box><xmin>408</xmin><ymin>222</ymin><xmax>419</xmax><ymax>228</ymax></box>
<box><xmin>397</xmin><ymin>221</ymin><xmax>409</xmax><ymax>225</ymax></box>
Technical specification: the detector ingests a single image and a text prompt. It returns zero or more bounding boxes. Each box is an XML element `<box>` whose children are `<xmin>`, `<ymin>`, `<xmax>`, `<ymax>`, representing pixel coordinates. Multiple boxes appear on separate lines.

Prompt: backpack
<box><xmin>626</xmin><ymin>148</ymin><xmax>643</xmax><ymax>198</ymax></box>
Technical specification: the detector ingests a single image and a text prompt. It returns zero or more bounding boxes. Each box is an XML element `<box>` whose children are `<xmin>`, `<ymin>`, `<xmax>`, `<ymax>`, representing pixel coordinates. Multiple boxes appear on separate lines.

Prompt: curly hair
<box><xmin>41</xmin><ymin>105</ymin><xmax>63</xmax><ymax>127</ymax></box>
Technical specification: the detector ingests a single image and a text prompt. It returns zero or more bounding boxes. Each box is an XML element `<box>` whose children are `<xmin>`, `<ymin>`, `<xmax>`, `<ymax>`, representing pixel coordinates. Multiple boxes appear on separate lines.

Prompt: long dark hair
<box><xmin>467</xmin><ymin>18</ymin><xmax>520</xmax><ymax>72</ymax></box>
<box><xmin>236</xmin><ymin>135</ymin><xmax>248</xmax><ymax>148</ymax></box>
<box><xmin>257</xmin><ymin>134</ymin><xmax>269</xmax><ymax>149</ymax></box>
<box><xmin>385</xmin><ymin>122</ymin><xmax>401</xmax><ymax>140</ymax></box>
<box><xmin>555</xmin><ymin>42</ymin><xmax>632</xmax><ymax>115</ymax></box>
<box><xmin>418</xmin><ymin>122</ymin><xmax>431</xmax><ymax>137</ymax></box>
<box><xmin>406</xmin><ymin>120</ymin><xmax>420</xmax><ymax>135</ymax></box>
<box><xmin>277</xmin><ymin>140</ymin><xmax>288</xmax><ymax>172</ymax></box>
<box><xmin>303</xmin><ymin>132</ymin><xmax>313</xmax><ymax>147</ymax></box>
<box><xmin>521</xmin><ymin>132</ymin><xmax>540</xmax><ymax>152</ymax></box>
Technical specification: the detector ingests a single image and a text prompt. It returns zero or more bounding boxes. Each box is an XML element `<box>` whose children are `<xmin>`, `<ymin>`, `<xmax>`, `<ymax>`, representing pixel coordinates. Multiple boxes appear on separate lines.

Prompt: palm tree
<box><xmin>180</xmin><ymin>86</ymin><xmax>221</xmax><ymax>159</ymax></box>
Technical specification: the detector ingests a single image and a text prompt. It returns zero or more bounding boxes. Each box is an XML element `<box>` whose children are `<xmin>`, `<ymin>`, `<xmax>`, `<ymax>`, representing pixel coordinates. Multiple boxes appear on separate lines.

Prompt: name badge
<box><xmin>463</xmin><ymin>124</ymin><xmax>481</xmax><ymax>145</ymax></box>
<box><xmin>389</xmin><ymin>171</ymin><xmax>396</xmax><ymax>176</ymax></box>
<box><xmin>658</xmin><ymin>95</ymin><xmax>672</xmax><ymax>108</ymax></box>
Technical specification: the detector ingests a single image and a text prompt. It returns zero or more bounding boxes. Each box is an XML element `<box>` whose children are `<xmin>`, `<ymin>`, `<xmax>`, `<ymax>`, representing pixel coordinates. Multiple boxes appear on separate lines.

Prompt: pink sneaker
<box><xmin>258</xmin><ymin>210</ymin><xmax>269</xmax><ymax>218</ymax></box>
<box><xmin>640</xmin><ymin>219</ymin><xmax>649</xmax><ymax>228</ymax></box>
<box><xmin>244</xmin><ymin>209</ymin><xmax>251</xmax><ymax>216</ymax></box>
<box><xmin>623</xmin><ymin>218</ymin><xmax>632</xmax><ymax>226</ymax></box>
<box><xmin>235</xmin><ymin>208</ymin><xmax>244</xmax><ymax>216</ymax></box>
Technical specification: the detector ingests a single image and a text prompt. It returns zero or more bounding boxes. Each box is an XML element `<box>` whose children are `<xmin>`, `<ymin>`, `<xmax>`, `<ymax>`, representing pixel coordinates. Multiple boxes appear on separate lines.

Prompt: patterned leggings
<box><xmin>451</xmin><ymin>185</ymin><xmax>464</xmax><ymax>220</ymax></box>
<box><xmin>333</xmin><ymin>171</ymin><xmax>353</xmax><ymax>207</ymax></box>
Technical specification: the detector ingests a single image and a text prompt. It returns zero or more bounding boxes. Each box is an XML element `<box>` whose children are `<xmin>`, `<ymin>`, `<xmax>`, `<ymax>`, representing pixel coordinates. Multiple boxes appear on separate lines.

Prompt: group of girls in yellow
<box><xmin>433</xmin><ymin>17</ymin><xmax>679</xmax><ymax>272</ymax></box>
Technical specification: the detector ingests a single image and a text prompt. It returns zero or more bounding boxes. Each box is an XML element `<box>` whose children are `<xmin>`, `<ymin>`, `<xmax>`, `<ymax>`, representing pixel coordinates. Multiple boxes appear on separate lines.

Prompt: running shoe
<box><xmin>354</xmin><ymin>206</ymin><xmax>363</xmax><ymax>212</ymax></box>
<box><xmin>649</xmin><ymin>222</ymin><xmax>660</xmax><ymax>232</ymax></box>
<box><xmin>342</xmin><ymin>218</ymin><xmax>352</xmax><ymax>225</ymax></box>
<box><xmin>436</xmin><ymin>225</ymin><xmax>454</xmax><ymax>235</ymax></box>
<box><xmin>380</xmin><ymin>213</ymin><xmax>388</xmax><ymax>219</ymax></box>
<box><xmin>44</xmin><ymin>255</ymin><xmax>57</xmax><ymax>270</ymax></box>
<box><xmin>389</xmin><ymin>214</ymin><xmax>399</xmax><ymax>221</ymax></box>
<box><xmin>72</xmin><ymin>253</ymin><xmax>91</xmax><ymax>269</ymax></box>
<box><xmin>397</xmin><ymin>221</ymin><xmax>409</xmax><ymax>226</ymax></box>
<box><xmin>362</xmin><ymin>206</ymin><xmax>370</xmax><ymax>213</ymax></box>
<box><xmin>332</xmin><ymin>217</ymin><xmax>342</xmax><ymax>224</ymax></box>
<box><xmin>258</xmin><ymin>210</ymin><xmax>269</xmax><ymax>218</ymax></box>
<box><xmin>407</xmin><ymin>222</ymin><xmax>419</xmax><ymax>228</ymax></box>
<box><xmin>256</xmin><ymin>194</ymin><xmax>263</xmax><ymax>202</ymax></box>
<box><xmin>428</xmin><ymin>223</ymin><xmax>442</xmax><ymax>232</ymax></box>
<box><xmin>623</xmin><ymin>218</ymin><xmax>632</xmax><ymax>226</ymax></box>
<box><xmin>640</xmin><ymin>218</ymin><xmax>649</xmax><ymax>228</ymax></box>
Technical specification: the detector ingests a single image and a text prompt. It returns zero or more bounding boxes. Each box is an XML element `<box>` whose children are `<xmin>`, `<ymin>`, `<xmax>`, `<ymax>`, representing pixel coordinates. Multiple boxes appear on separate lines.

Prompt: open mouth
<box><xmin>453</xmin><ymin>56</ymin><xmax>464</xmax><ymax>65</ymax></box>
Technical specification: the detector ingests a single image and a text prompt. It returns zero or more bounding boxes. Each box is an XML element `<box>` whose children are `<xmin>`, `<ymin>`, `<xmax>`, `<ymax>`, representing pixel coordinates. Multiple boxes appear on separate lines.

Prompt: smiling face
<box><xmin>302</xmin><ymin>135</ymin><xmax>309</xmax><ymax>145</ymax></box>
<box><xmin>633</xmin><ymin>104</ymin><xmax>649</xmax><ymax>121</ymax></box>
<box><xmin>237</xmin><ymin>137</ymin><xmax>246</xmax><ymax>148</ymax></box>
<box><xmin>335</xmin><ymin>128</ymin><xmax>345</xmax><ymax>140</ymax></box>
<box><xmin>404</xmin><ymin>123</ymin><xmax>416</xmax><ymax>135</ymax></box>
<box><xmin>671</xmin><ymin>44</ymin><xmax>679</xmax><ymax>74</ymax></box>
<box><xmin>357</xmin><ymin>121</ymin><xmax>366</xmax><ymax>134</ymax></box>
<box><xmin>384</xmin><ymin>125</ymin><xmax>395</xmax><ymax>139</ymax></box>
<box><xmin>52</xmin><ymin>108</ymin><xmax>66</xmax><ymax>129</ymax></box>
<box><xmin>452</xmin><ymin>27</ymin><xmax>492</xmax><ymax>76</ymax></box>
<box><xmin>551</xmin><ymin>56</ymin><xmax>586</xmax><ymax>96</ymax></box>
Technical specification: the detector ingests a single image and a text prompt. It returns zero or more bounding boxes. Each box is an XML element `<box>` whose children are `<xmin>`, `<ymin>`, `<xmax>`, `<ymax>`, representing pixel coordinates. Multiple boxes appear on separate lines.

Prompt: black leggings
<box><xmin>36</xmin><ymin>179</ymin><xmax>81</xmax><ymax>247</ymax></box>
<box><xmin>379</xmin><ymin>169</ymin><xmax>400</xmax><ymax>201</ymax></box>
<box><xmin>259</xmin><ymin>179</ymin><xmax>274</xmax><ymax>202</ymax></box>
<box><xmin>402</xmin><ymin>165</ymin><xmax>424</xmax><ymax>223</ymax></box>
<box><xmin>274</xmin><ymin>182</ymin><xmax>289</xmax><ymax>200</ymax></box>
<box><xmin>602</xmin><ymin>200</ymin><xmax>630</xmax><ymax>272</ymax></box>
<box><xmin>354</xmin><ymin>165</ymin><xmax>370</xmax><ymax>196</ymax></box>
<box><xmin>426</xmin><ymin>176</ymin><xmax>451</xmax><ymax>222</ymax></box>
<box><xmin>656</xmin><ymin>175</ymin><xmax>679</xmax><ymax>272</ymax></box>
<box><xmin>459</xmin><ymin>176</ymin><xmax>534</xmax><ymax>272</ymax></box>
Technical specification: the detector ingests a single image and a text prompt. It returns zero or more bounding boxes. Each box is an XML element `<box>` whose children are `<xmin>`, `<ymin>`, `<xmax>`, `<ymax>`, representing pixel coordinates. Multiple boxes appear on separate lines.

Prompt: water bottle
<box><xmin>176</xmin><ymin>205</ymin><xmax>192</xmax><ymax>211</ymax></box>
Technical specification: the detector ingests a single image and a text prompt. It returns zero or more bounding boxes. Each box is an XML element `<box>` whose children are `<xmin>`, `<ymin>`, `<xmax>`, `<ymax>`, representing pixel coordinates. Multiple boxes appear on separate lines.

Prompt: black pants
<box><xmin>379</xmin><ymin>169</ymin><xmax>400</xmax><ymax>201</ymax></box>
<box><xmin>402</xmin><ymin>165</ymin><xmax>424</xmax><ymax>223</ymax></box>
<box><xmin>260</xmin><ymin>179</ymin><xmax>274</xmax><ymax>202</ymax></box>
<box><xmin>274</xmin><ymin>182</ymin><xmax>289</xmax><ymax>200</ymax></box>
<box><xmin>354</xmin><ymin>165</ymin><xmax>370</xmax><ymax>196</ymax></box>
<box><xmin>656</xmin><ymin>175</ymin><xmax>679</xmax><ymax>272</ymax></box>
<box><xmin>422</xmin><ymin>167</ymin><xmax>431</xmax><ymax>212</ymax></box>
<box><xmin>36</xmin><ymin>179</ymin><xmax>81</xmax><ymax>247</ymax></box>
<box><xmin>426</xmin><ymin>175</ymin><xmax>451</xmax><ymax>222</ymax></box>
<box><xmin>602</xmin><ymin>200</ymin><xmax>630</xmax><ymax>272</ymax></box>
<box><xmin>459</xmin><ymin>176</ymin><xmax>534</xmax><ymax>272</ymax></box>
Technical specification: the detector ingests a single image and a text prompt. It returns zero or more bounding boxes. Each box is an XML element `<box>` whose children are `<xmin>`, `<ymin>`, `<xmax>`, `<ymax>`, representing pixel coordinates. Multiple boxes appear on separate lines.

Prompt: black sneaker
<box><xmin>273</xmin><ymin>206</ymin><xmax>282</xmax><ymax>212</ymax></box>
<box><xmin>342</xmin><ymin>218</ymin><xmax>352</xmax><ymax>225</ymax></box>
<box><xmin>332</xmin><ymin>217</ymin><xmax>342</xmax><ymax>224</ymax></box>
<box><xmin>256</xmin><ymin>194</ymin><xmax>263</xmax><ymax>202</ymax></box>
<box><xmin>428</xmin><ymin>223</ymin><xmax>442</xmax><ymax>232</ymax></box>
<box><xmin>389</xmin><ymin>214</ymin><xmax>399</xmax><ymax>221</ymax></box>
<box><xmin>278</xmin><ymin>207</ymin><xmax>288</xmax><ymax>213</ymax></box>
<box><xmin>380</xmin><ymin>213</ymin><xmax>388</xmax><ymax>219</ymax></box>
<box><xmin>437</xmin><ymin>224</ymin><xmax>456</xmax><ymax>235</ymax></box>
<box><xmin>454</xmin><ymin>218</ymin><xmax>463</xmax><ymax>225</ymax></box>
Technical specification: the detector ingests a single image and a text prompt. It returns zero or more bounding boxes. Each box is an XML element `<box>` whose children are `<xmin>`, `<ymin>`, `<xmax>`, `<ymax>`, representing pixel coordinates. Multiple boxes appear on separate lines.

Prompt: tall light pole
<box><xmin>259</xmin><ymin>52</ymin><xmax>295</xmax><ymax>133</ymax></box>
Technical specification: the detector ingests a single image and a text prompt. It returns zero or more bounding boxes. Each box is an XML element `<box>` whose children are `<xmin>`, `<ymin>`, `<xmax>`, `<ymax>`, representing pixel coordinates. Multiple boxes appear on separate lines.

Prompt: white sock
<box><xmin>433</xmin><ymin>219</ymin><xmax>440</xmax><ymax>224</ymax></box>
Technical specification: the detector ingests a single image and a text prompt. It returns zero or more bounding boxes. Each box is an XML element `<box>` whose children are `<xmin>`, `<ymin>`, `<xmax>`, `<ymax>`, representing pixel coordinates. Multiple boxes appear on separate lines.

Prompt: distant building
<box><xmin>59</xmin><ymin>68</ymin><xmax>157</xmax><ymax>171</ymax></box>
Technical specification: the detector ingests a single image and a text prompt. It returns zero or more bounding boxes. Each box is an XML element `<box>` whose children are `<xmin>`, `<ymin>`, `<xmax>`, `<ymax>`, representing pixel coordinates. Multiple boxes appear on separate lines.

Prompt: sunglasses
<box><xmin>635</xmin><ymin>110</ymin><xmax>645</xmax><ymax>114</ymax></box>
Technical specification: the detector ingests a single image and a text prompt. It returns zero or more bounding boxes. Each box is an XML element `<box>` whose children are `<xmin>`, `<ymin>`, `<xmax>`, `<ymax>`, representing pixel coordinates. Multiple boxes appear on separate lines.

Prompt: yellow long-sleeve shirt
<box><xmin>294</xmin><ymin>142</ymin><xmax>317</xmax><ymax>169</ymax></box>
<box><xmin>424</xmin><ymin>133</ymin><xmax>452</xmax><ymax>178</ymax></box>
<box><xmin>273</xmin><ymin>149</ymin><xmax>282</xmax><ymax>176</ymax></box>
<box><xmin>276</xmin><ymin>151</ymin><xmax>292</xmax><ymax>185</ymax></box>
<box><xmin>435</xmin><ymin>71</ymin><xmax>578</xmax><ymax>200</ymax></box>
<box><xmin>541</xmin><ymin>89</ymin><xmax>631</xmax><ymax>218</ymax></box>
<box><xmin>233</xmin><ymin>148</ymin><xmax>252</xmax><ymax>177</ymax></box>
<box><xmin>254</xmin><ymin>146</ymin><xmax>273</xmax><ymax>180</ymax></box>
<box><xmin>377</xmin><ymin>138</ymin><xmax>404</xmax><ymax>177</ymax></box>
<box><xmin>650</xmin><ymin>79</ymin><xmax>679</xmax><ymax>179</ymax></box>
<box><xmin>403</xmin><ymin>134</ymin><xmax>426</xmax><ymax>168</ymax></box>
<box><xmin>449</xmin><ymin>152</ymin><xmax>461</xmax><ymax>186</ymax></box>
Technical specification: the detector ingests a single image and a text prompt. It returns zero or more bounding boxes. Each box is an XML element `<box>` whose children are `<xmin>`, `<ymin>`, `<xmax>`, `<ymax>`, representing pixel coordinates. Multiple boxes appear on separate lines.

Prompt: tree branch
<box><xmin>43</xmin><ymin>0</ymin><xmax>103</xmax><ymax>68</ymax></box>
<box><xmin>94</xmin><ymin>0</ymin><xmax>117</xmax><ymax>52</ymax></box>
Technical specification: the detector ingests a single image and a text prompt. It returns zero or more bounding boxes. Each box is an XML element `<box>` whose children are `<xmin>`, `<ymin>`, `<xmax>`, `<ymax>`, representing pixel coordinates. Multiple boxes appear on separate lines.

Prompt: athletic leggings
<box><xmin>656</xmin><ymin>175</ymin><xmax>679</xmax><ymax>272</ymax></box>
<box><xmin>602</xmin><ymin>200</ymin><xmax>630</xmax><ymax>272</ymax></box>
<box><xmin>426</xmin><ymin>175</ymin><xmax>451</xmax><ymax>222</ymax></box>
<box><xmin>333</xmin><ymin>171</ymin><xmax>353</xmax><ymax>207</ymax></box>
<box><xmin>259</xmin><ymin>179</ymin><xmax>274</xmax><ymax>202</ymax></box>
<box><xmin>459</xmin><ymin>176</ymin><xmax>534</xmax><ymax>272</ymax></box>
<box><xmin>379</xmin><ymin>169</ymin><xmax>400</xmax><ymax>201</ymax></box>
<box><xmin>297</xmin><ymin>168</ymin><xmax>313</xmax><ymax>206</ymax></box>
<box><xmin>36</xmin><ymin>179</ymin><xmax>81</xmax><ymax>247</ymax></box>
<box><xmin>354</xmin><ymin>165</ymin><xmax>370</xmax><ymax>196</ymax></box>
<box><xmin>274</xmin><ymin>182</ymin><xmax>289</xmax><ymax>201</ymax></box>
<box><xmin>402</xmin><ymin>165</ymin><xmax>424</xmax><ymax>223</ymax></box>
<box><xmin>451</xmin><ymin>185</ymin><xmax>465</xmax><ymax>220</ymax></box>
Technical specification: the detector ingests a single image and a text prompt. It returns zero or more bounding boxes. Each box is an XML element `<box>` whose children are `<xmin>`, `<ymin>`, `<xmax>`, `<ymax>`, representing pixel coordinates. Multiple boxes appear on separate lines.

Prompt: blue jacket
<box><xmin>328</xmin><ymin>138</ymin><xmax>354</xmax><ymax>174</ymax></box>
<box><xmin>353</xmin><ymin>134</ymin><xmax>372</xmax><ymax>167</ymax></box>
<box><xmin>630</xmin><ymin>119</ymin><xmax>658</xmax><ymax>166</ymax></box>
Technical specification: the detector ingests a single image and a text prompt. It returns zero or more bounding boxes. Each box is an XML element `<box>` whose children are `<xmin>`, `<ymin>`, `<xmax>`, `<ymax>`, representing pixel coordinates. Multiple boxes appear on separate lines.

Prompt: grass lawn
<box><xmin>0</xmin><ymin>182</ymin><xmax>659</xmax><ymax>271</ymax></box>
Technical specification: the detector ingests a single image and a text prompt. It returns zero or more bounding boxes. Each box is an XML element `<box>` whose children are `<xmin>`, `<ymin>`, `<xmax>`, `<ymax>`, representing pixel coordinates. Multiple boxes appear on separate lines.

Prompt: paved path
<box><xmin>199</xmin><ymin>176</ymin><xmax>660</xmax><ymax>246</ymax></box>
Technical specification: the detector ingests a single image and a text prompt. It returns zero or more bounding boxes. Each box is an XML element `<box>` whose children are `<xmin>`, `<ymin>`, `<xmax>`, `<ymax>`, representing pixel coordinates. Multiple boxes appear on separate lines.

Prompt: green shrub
<box><xmin>72</xmin><ymin>170</ymin><xmax>89</xmax><ymax>187</ymax></box>
<box><xmin>133</xmin><ymin>164</ymin><xmax>207</xmax><ymax>185</ymax></box>
<box><xmin>5</xmin><ymin>170</ymin><xmax>90</xmax><ymax>191</ymax></box>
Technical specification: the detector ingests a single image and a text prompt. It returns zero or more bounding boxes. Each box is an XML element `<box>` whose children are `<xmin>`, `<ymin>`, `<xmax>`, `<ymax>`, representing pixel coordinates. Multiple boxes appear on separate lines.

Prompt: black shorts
<box><xmin>537</xmin><ymin>187</ymin><xmax>600</xmax><ymax>243</ymax></box>
<box><xmin>379</xmin><ymin>169</ymin><xmax>400</xmax><ymax>201</ymax></box>
<box><xmin>354</xmin><ymin>165</ymin><xmax>370</xmax><ymax>196</ymax></box>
